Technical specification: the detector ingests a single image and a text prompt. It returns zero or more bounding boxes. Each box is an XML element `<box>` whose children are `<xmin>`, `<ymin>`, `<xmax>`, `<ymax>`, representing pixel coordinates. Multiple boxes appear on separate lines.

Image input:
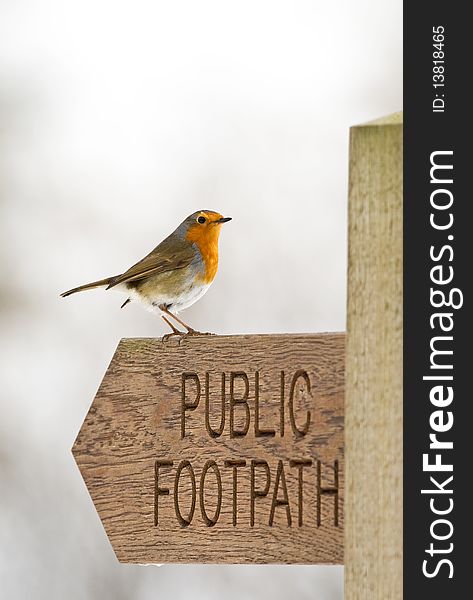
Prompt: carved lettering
<box><xmin>250</xmin><ymin>459</ymin><xmax>271</xmax><ymax>526</ymax></box>
<box><xmin>290</xmin><ymin>459</ymin><xmax>312</xmax><ymax>526</ymax></box>
<box><xmin>254</xmin><ymin>371</ymin><xmax>276</xmax><ymax>437</ymax></box>
<box><xmin>157</xmin><ymin>369</ymin><xmax>340</xmax><ymax>532</ymax></box>
<box><xmin>230</xmin><ymin>372</ymin><xmax>250</xmax><ymax>438</ymax></box>
<box><xmin>154</xmin><ymin>460</ymin><xmax>173</xmax><ymax>526</ymax></box>
<box><xmin>289</xmin><ymin>370</ymin><xmax>312</xmax><ymax>437</ymax></box>
<box><xmin>316</xmin><ymin>459</ymin><xmax>339</xmax><ymax>527</ymax></box>
<box><xmin>205</xmin><ymin>372</ymin><xmax>225</xmax><ymax>438</ymax></box>
<box><xmin>199</xmin><ymin>460</ymin><xmax>222</xmax><ymax>527</ymax></box>
<box><xmin>224</xmin><ymin>459</ymin><xmax>247</xmax><ymax>526</ymax></box>
<box><xmin>153</xmin><ymin>457</ymin><xmax>343</xmax><ymax>529</ymax></box>
<box><xmin>269</xmin><ymin>460</ymin><xmax>292</xmax><ymax>526</ymax></box>
<box><xmin>181</xmin><ymin>373</ymin><xmax>201</xmax><ymax>438</ymax></box>
<box><xmin>174</xmin><ymin>460</ymin><xmax>196</xmax><ymax>527</ymax></box>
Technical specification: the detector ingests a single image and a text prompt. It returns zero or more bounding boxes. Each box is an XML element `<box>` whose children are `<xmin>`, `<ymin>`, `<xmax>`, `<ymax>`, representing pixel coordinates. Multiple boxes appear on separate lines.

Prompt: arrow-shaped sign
<box><xmin>72</xmin><ymin>334</ymin><xmax>344</xmax><ymax>564</ymax></box>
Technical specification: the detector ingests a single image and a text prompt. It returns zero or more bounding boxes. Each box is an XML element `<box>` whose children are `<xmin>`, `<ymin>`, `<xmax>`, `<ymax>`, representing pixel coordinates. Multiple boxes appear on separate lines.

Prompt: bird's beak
<box><xmin>215</xmin><ymin>217</ymin><xmax>232</xmax><ymax>224</ymax></box>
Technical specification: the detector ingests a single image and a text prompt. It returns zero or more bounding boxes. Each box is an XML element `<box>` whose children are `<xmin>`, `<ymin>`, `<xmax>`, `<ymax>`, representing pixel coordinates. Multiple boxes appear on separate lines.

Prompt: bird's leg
<box><xmin>160</xmin><ymin>305</ymin><xmax>211</xmax><ymax>336</ymax></box>
<box><xmin>162</xmin><ymin>307</ymin><xmax>199</xmax><ymax>334</ymax></box>
<box><xmin>161</xmin><ymin>315</ymin><xmax>185</xmax><ymax>342</ymax></box>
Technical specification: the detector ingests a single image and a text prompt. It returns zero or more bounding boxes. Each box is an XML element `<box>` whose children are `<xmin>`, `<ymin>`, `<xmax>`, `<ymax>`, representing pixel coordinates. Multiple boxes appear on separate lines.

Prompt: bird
<box><xmin>60</xmin><ymin>210</ymin><xmax>232</xmax><ymax>338</ymax></box>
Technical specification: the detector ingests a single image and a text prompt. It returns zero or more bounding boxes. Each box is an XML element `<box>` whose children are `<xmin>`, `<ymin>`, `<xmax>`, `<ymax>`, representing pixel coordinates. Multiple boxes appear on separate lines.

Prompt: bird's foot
<box><xmin>161</xmin><ymin>312</ymin><xmax>214</xmax><ymax>339</ymax></box>
<box><xmin>161</xmin><ymin>331</ymin><xmax>185</xmax><ymax>343</ymax></box>
<box><xmin>185</xmin><ymin>328</ymin><xmax>214</xmax><ymax>336</ymax></box>
<box><xmin>161</xmin><ymin>329</ymin><xmax>214</xmax><ymax>343</ymax></box>
<box><xmin>161</xmin><ymin>315</ymin><xmax>185</xmax><ymax>343</ymax></box>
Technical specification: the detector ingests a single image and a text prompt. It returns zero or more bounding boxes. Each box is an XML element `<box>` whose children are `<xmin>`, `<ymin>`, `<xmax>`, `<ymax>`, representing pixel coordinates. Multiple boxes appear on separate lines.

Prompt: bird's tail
<box><xmin>60</xmin><ymin>276</ymin><xmax>116</xmax><ymax>298</ymax></box>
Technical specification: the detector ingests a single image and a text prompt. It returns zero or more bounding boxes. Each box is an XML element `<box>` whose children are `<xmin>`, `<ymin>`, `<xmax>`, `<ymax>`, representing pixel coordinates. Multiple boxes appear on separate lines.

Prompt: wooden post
<box><xmin>345</xmin><ymin>112</ymin><xmax>403</xmax><ymax>599</ymax></box>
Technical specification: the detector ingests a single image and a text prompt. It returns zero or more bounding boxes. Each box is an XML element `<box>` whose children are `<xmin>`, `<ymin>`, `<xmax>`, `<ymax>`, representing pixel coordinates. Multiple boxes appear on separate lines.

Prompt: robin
<box><xmin>60</xmin><ymin>210</ymin><xmax>232</xmax><ymax>337</ymax></box>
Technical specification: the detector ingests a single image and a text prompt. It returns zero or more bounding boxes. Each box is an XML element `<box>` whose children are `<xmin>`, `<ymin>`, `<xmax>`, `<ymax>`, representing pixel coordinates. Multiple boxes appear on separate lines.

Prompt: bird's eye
<box><xmin>197</xmin><ymin>216</ymin><xmax>206</xmax><ymax>224</ymax></box>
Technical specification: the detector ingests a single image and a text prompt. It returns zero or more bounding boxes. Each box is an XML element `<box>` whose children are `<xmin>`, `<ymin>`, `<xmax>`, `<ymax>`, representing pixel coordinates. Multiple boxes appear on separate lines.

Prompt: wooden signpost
<box><xmin>73</xmin><ymin>334</ymin><xmax>344</xmax><ymax>563</ymax></box>
<box><xmin>72</xmin><ymin>112</ymin><xmax>402</xmax><ymax>597</ymax></box>
<box><xmin>345</xmin><ymin>112</ymin><xmax>403</xmax><ymax>598</ymax></box>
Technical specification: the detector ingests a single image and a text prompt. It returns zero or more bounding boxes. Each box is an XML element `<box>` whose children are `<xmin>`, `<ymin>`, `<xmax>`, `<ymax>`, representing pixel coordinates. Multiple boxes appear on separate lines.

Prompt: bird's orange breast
<box><xmin>185</xmin><ymin>224</ymin><xmax>220</xmax><ymax>283</ymax></box>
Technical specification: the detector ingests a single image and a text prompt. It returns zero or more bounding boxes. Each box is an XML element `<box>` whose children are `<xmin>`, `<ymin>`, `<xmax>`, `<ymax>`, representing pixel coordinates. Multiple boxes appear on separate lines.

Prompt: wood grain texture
<box><xmin>345</xmin><ymin>113</ymin><xmax>403</xmax><ymax>598</ymax></box>
<box><xmin>73</xmin><ymin>333</ymin><xmax>345</xmax><ymax>564</ymax></box>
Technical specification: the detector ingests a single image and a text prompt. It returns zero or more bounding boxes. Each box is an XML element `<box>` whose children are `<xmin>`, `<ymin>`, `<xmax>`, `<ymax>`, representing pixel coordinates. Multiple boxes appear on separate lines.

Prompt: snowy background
<box><xmin>0</xmin><ymin>1</ymin><xmax>401</xmax><ymax>598</ymax></box>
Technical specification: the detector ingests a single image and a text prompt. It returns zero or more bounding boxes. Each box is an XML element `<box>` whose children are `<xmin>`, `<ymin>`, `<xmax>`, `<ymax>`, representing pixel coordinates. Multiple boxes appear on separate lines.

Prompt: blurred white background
<box><xmin>0</xmin><ymin>1</ymin><xmax>401</xmax><ymax>598</ymax></box>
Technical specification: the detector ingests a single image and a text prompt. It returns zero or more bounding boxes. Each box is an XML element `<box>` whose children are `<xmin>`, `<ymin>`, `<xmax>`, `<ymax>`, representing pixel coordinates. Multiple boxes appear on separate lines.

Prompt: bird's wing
<box><xmin>106</xmin><ymin>236</ymin><xmax>197</xmax><ymax>289</ymax></box>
